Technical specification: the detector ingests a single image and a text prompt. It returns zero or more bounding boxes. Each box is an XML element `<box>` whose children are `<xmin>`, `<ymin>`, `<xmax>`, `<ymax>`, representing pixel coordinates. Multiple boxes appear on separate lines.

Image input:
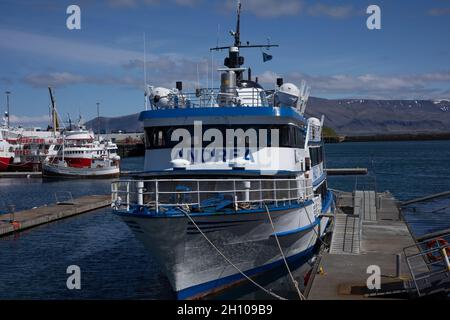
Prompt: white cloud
<box><xmin>258</xmin><ymin>70</ymin><xmax>450</xmax><ymax>99</ymax></box>
<box><xmin>225</xmin><ymin>0</ymin><xmax>303</xmax><ymax>18</ymax></box>
<box><xmin>108</xmin><ymin>0</ymin><xmax>138</xmax><ymax>7</ymax></box>
<box><xmin>9</xmin><ymin>114</ymin><xmax>51</xmax><ymax>126</ymax></box>
<box><xmin>22</xmin><ymin>53</ymin><xmax>216</xmax><ymax>89</ymax></box>
<box><xmin>23</xmin><ymin>72</ymin><xmax>141</xmax><ymax>89</ymax></box>
<box><xmin>0</xmin><ymin>28</ymin><xmax>157</xmax><ymax>66</ymax></box>
<box><xmin>107</xmin><ymin>0</ymin><xmax>202</xmax><ymax>8</ymax></box>
<box><xmin>427</xmin><ymin>7</ymin><xmax>450</xmax><ymax>16</ymax></box>
<box><xmin>173</xmin><ymin>0</ymin><xmax>202</xmax><ymax>7</ymax></box>
<box><xmin>223</xmin><ymin>0</ymin><xmax>361</xmax><ymax>19</ymax></box>
<box><xmin>0</xmin><ymin>28</ymin><xmax>216</xmax><ymax>89</ymax></box>
<box><xmin>307</xmin><ymin>3</ymin><xmax>359</xmax><ymax>19</ymax></box>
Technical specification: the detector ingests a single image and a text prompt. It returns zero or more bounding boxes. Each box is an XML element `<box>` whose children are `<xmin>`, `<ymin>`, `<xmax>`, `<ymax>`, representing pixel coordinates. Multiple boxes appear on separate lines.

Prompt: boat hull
<box><xmin>42</xmin><ymin>163</ymin><xmax>120</xmax><ymax>178</ymax></box>
<box><xmin>116</xmin><ymin>202</ymin><xmax>323</xmax><ymax>299</ymax></box>
<box><xmin>0</xmin><ymin>156</ymin><xmax>12</xmax><ymax>171</ymax></box>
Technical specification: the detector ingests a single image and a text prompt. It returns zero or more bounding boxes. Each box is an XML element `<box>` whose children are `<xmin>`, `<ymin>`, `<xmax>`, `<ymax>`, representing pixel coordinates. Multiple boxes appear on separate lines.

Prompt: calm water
<box><xmin>0</xmin><ymin>140</ymin><xmax>449</xmax><ymax>299</ymax></box>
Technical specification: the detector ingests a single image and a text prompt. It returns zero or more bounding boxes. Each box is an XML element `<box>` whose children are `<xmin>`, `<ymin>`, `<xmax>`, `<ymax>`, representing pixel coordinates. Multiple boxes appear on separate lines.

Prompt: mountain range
<box><xmin>86</xmin><ymin>97</ymin><xmax>450</xmax><ymax>136</ymax></box>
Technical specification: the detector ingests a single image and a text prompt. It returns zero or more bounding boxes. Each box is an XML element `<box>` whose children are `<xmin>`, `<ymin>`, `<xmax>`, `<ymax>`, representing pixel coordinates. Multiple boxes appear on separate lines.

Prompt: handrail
<box><xmin>111</xmin><ymin>177</ymin><xmax>314</xmax><ymax>214</ymax></box>
<box><xmin>149</xmin><ymin>87</ymin><xmax>269</xmax><ymax>109</ymax></box>
<box><xmin>114</xmin><ymin>178</ymin><xmax>310</xmax><ymax>183</ymax></box>
<box><xmin>403</xmin><ymin>231</ymin><xmax>450</xmax><ymax>296</ymax></box>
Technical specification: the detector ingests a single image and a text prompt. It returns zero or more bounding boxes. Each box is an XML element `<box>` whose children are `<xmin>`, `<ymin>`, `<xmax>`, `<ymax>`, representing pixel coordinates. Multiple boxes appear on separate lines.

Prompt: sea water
<box><xmin>0</xmin><ymin>140</ymin><xmax>449</xmax><ymax>299</ymax></box>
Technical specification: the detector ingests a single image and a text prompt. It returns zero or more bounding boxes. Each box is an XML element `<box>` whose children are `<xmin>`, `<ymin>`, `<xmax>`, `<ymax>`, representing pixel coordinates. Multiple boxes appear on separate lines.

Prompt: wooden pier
<box><xmin>306</xmin><ymin>190</ymin><xmax>422</xmax><ymax>299</ymax></box>
<box><xmin>0</xmin><ymin>195</ymin><xmax>111</xmax><ymax>237</ymax></box>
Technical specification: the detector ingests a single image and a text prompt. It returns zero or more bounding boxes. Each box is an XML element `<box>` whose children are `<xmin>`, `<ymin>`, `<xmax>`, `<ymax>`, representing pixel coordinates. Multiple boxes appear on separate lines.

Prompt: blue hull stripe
<box><xmin>313</xmin><ymin>172</ymin><xmax>326</xmax><ymax>188</ymax></box>
<box><xmin>177</xmin><ymin>246</ymin><xmax>315</xmax><ymax>300</ymax></box>
<box><xmin>188</xmin><ymin>219</ymin><xmax>259</xmax><ymax>225</ymax></box>
<box><xmin>271</xmin><ymin>219</ymin><xmax>319</xmax><ymax>237</ymax></box>
<box><xmin>115</xmin><ymin>200</ymin><xmax>314</xmax><ymax>219</ymax></box>
<box><xmin>137</xmin><ymin>169</ymin><xmax>303</xmax><ymax>177</ymax></box>
<box><xmin>321</xmin><ymin>190</ymin><xmax>334</xmax><ymax>213</ymax></box>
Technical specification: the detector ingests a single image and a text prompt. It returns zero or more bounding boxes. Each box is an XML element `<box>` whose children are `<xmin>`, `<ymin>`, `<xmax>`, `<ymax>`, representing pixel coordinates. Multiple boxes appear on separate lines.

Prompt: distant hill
<box><xmin>86</xmin><ymin>113</ymin><xmax>142</xmax><ymax>133</ymax></box>
<box><xmin>86</xmin><ymin>98</ymin><xmax>450</xmax><ymax>135</ymax></box>
<box><xmin>305</xmin><ymin>97</ymin><xmax>450</xmax><ymax>135</ymax></box>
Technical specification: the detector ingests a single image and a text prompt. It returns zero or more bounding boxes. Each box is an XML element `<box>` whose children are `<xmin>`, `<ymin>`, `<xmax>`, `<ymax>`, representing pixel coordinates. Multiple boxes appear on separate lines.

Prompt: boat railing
<box><xmin>403</xmin><ymin>232</ymin><xmax>450</xmax><ymax>297</ymax></box>
<box><xmin>150</xmin><ymin>87</ymin><xmax>270</xmax><ymax>109</ymax></box>
<box><xmin>111</xmin><ymin>177</ymin><xmax>314</xmax><ymax>214</ymax></box>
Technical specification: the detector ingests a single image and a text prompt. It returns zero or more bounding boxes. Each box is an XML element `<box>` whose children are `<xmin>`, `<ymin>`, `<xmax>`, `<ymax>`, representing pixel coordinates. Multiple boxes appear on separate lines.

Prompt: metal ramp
<box><xmin>330</xmin><ymin>214</ymin><xmax>361</xmax><ymax>254</ymax></box>
<box><xmin>355</xmin><ymin>190</ymin><xmax>377</xmax><ymax>221</ymax></box>
<box><xmin>329</xmin><ymin>190</ymin><xmax>378</xmax><ymax>255</ymax></box>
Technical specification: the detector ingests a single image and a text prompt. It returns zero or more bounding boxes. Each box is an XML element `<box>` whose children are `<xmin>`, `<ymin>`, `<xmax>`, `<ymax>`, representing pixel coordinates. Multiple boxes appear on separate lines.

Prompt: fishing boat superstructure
<box><xmin>111</xmin><ymin>1</ymin><xmax>333</xmax><ymax>299</ymax></box>
<box><xmin>0</xmin><ymin>128</ymin><xmax>14</xmax><ymax>171</ymax></box>
<box><xmin>4</xmin><ymin>127</ymin><xmax>61</xmax><ymax>171</ymax></box>
<box><xmin>43</xmin><ymin>124</ymin><xmax>120</xmax><ymax>178</ymax></box>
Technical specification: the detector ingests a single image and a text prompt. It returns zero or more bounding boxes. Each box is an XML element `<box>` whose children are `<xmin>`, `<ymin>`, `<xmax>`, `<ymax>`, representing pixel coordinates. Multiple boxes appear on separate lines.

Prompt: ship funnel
<box><xmin>218</xmin><ymin>69</ymin><xmax>238</xmax><ymax>106</ymax></box>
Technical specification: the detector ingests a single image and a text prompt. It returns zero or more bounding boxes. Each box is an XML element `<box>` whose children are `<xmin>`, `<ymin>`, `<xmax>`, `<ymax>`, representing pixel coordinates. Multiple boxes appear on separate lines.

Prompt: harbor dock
<box><xmin>306</xmin><ymin>190</ymin><xmax>449</xmax><ymax>299</ymax></box>
<box><xmin>0</xmin><ymin>171</ymin><xmax>42</xmax><ymax>178</ymax></box>
<box><xmin>325</xmin><ymin>168</ymin><xmax>368</xmax><ymax>176</ymax></box>
<box><xmin>0</xmin><ymin>195</ymin><xmax>110</xmax><ymax>237</ymax></box>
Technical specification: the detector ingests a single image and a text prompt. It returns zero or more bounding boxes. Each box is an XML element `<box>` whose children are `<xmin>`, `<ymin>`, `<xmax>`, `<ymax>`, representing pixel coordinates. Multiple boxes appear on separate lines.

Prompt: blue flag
<box><xmin>262</xmin><ymin>52</ymin><xmax>273</xmax><ymax>62</ymax></box>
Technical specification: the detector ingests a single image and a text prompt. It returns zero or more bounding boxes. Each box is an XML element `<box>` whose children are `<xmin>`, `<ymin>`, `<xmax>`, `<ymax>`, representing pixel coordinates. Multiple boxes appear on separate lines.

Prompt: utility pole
<box><xmin>5</xmin><ymin>91</ymin><xmax>11</xmax><ymax>128</ymax></box>
<box><xmin>96</xmin><ymin>102</ymin><xmax>100</xmax><ymax>140</ymax></box>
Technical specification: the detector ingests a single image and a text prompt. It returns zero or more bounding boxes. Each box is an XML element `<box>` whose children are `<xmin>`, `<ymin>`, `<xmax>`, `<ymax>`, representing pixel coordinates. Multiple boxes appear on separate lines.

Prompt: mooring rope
<box><xmin>263</xmin><ymin>203</ymin><xmax>306</xmax><ymax>300</ymax></box>
<box><xmin>179</xmin><ymin>207</ymin><xmax>287</xmax><ymax>300</ymax></box>
<box><xmin>303</xmin><ymin>201</ymin><xmax>329</xmax><ymax>247</ymax></box>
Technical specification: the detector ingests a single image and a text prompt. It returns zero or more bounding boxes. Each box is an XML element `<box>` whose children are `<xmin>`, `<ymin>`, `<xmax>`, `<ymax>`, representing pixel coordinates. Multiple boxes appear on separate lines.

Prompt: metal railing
<box><xmin>403</xmin><ymin>232</ymin><xmax>450</xmax><ymax>297</ymax></box>
<box><xmin>149</xmin><ymin>88</ymin><xmax>271</xmax><ymax>110</ymax></box>
<box><xmin>111</xmin><ymin>177</ymin><xmax>314</xmax><ymax>215</ymax></box>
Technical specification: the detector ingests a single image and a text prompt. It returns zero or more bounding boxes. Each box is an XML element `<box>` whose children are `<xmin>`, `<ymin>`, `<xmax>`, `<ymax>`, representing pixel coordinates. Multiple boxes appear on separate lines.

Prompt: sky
<box><xmin>0</xmin><ymin>0</ymin><xmax>450</xmax><ymax>127</ymax></box>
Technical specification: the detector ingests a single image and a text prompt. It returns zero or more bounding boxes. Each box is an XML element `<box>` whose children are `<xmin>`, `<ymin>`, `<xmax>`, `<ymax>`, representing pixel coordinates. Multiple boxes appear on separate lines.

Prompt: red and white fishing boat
<box><xmin>1</xmin><ymin>87</ymin><xmax>62</xmax><ymax>172</ymax></box>
<box><xmin>4</xmin><ymin>127</ymin><xmax>62</xmax><ymax>171</ymax></box>
<box><xmin>42</xmin><ymin>126</ymin><xmax>121</xmax><ymax>178</ymax></box>
<box><xmin>0</xmin><ymin>129</ymin><xmax>14</xmax><ymax>171</ymax></box>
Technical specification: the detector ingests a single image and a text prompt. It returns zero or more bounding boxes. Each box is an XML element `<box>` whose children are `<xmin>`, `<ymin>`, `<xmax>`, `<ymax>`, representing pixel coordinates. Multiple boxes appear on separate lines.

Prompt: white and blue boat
<box><xmin>111</xmin><ymin>1</ymin><xmax>334</xmax><ymax>300</ymax></box>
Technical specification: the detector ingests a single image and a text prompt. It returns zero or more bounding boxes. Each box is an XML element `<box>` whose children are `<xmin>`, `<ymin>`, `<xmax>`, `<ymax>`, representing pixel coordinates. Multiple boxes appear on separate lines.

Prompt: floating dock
<box><xmin>306</xmin><ymin>190</ymin><xmax>435</xmax><ymax>299</ymax></box>
<box><xmin>0</xmin><ymin>195</ymin><xmax>111</xmax><ymax>237</ymax></box>
<box><xmin>0</xmin><ymin>172</ymin><xmax>42</xmax><ymax>178</ymax></box>
<box><xmin>325</xmin><ymin>168</ymin><xmax>368</xmax><ymax>176</ymax></box>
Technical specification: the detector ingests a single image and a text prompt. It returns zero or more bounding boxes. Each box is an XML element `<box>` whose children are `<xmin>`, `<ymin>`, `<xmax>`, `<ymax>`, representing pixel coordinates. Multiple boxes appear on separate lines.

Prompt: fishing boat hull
<box><xmin>42</xmin><ymin>162</ymin><xmax>120</xmax><ymax>178</ymax></box>
<box><xmin>115</xmin><ymin>199</ymin><xmax>331</xmax><ymax>299</ymax></box>
<box><xmin>0</xmin><ymin>156</ymin><xmax>12</xmax><ymax>171</ymax></box>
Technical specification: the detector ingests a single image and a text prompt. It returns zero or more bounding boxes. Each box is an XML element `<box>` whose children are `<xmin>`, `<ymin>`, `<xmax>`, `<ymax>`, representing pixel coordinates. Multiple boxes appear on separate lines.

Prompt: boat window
<box><xmin>310</xmin><ymin>145</ymin><xmax>324</xmax><ymax>166</ymax></box>
<box><xmin>145</xmin><ymin>124</ymin><xmax>305</xmax><ymax>150</ymax></box>
<box><xmin>314</xmin><ymin>180</ymin><xmax>328</xmax><ymax>200</ymax></box>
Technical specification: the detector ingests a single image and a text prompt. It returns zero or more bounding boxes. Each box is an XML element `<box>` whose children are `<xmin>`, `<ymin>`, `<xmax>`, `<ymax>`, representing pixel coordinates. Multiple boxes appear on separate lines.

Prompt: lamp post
<box><xmin>96</xmin><ymin>102</ymin><xmax>100</xmax><ymax>140</ymax></box>
<box><xmin>5</xmin><ymin>91</ymin><xmax>11</xmax><ymax>128</ymax></box>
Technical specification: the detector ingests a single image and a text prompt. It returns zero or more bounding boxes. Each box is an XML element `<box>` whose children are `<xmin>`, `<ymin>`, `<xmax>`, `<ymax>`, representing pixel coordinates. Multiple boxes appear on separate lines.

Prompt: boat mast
<box><xmin>48</xmin><ymin>87</ymin><xmax>59</xmax><ymax>137</ymax></box>
<box><xmin>144</xmin><ymin>32</ymin><xmax>148</xmax><ymax>111</ymax></box>
<box><xmin>210</xmin><ymin>0</ymin><xmax>279</xmax><ymax>82</ymax></box>
<box><xmin>234</xmin><ymin>0</ymin><xmax>242</xmax><ymax>47</ymax></box>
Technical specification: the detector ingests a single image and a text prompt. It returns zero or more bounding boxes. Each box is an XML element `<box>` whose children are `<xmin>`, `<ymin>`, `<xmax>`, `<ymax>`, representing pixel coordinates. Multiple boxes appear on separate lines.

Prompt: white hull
<box><xmin>116</xmin><ymin>199</ymin><xmax>332</xmax><ymax>299</ymax></box>
<box><xmin>43</xmin><ymin>162</ymin><xmax>120</xmax><ymax>178</ymax></box>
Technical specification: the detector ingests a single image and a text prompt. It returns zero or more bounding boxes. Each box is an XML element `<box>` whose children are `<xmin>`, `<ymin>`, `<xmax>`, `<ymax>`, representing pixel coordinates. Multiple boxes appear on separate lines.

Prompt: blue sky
<box><xmin>1</xmin><ymin>0</ymin><xmax>450</xmax><ymax>126</ymax></box>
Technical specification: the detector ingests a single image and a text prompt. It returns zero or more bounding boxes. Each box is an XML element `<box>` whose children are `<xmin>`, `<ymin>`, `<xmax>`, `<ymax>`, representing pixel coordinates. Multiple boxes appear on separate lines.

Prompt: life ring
<box><xmin>11</xmin><ymin>221</ymin><xmax>21</xmax><ymax>230</ymax></box>
<box><xmin>426</xmin><ymin>238</ymin><xmax>450</xmax><ymax>261</ymax></box>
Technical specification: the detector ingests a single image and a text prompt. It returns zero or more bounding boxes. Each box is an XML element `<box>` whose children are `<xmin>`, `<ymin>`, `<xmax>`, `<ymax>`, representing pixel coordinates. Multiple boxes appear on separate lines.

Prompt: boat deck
<box><xmin>0</xmin><ymin>195</ymin><xmax>111</xmax><ymax>237</ymax></box>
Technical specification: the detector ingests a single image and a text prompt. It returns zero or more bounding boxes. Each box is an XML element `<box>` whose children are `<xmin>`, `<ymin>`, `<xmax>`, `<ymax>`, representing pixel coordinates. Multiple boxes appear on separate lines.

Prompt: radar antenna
<box><xmin>210</xmin><ymin>0</ymin><xmax>279</xmax><ymax>81</ymax></box>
